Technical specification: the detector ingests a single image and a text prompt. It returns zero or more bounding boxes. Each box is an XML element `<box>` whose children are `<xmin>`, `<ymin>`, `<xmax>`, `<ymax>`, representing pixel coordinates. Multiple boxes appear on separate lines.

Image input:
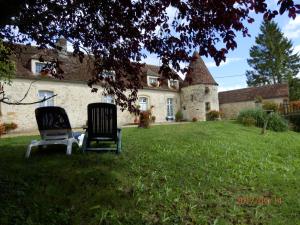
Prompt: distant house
<box><xmin>1</xmin><ymin>42</ymin><xmax>219</xmax><ymax>132</ymax></box>
<box><xmin>219</xmin><ymin>84</ymin><xmax>289</xmax><ymax>119</ymax></box>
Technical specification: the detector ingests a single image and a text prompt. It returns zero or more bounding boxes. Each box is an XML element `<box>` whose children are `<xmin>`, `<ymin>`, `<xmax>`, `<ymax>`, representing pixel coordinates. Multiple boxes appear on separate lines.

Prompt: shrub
<box><xmin>267</xmin><ymin>113</ymin><xmax>288</xmax><ymax>132</ymax></box>
<box><xmin>237</xmin><ymin>108</ymin><xmax>265</xmax><ymax>127</ymax></box>
<box><xmin>4</xmin><ymin>122</ymin><xmax>18</xmax><ymax>132</ymax></box>
<box><xmin>192</xmin><ymin>117</ymin><xmax>197</xmax><ymax>122</ymax></box>
<box><xmin>262</xmin><ymin>101</ymin><xmax>278</xmax><ymax>112</ymax></box>
<box><xmin>240</xmin><ymin>116</ymin><xmax>256</xmax><ymax>126</ymax></box>
<box><xmin>139</xmin><ymin>111</ymin><xmax>151</xmax><ymax>128</ymax></box>
<box><xmin>254</xmin><ymin>95</ymin><xmax>263</xmax><ymax>103</ymax></box>
<box><xmin>206</xmin><ymin>110</ymin><xmax>220</xmax><ymax>121</ymax></box>
<box><xmin>175</xmin><ymin>110</ymin><xmax>183</xmax><ymax>122</ymax></box>
<box><xmin>237</xmin><ymin>108</ymin><xmax>288</xmax><ymax>132</ymax></box>
<box><xmin>0</xmin><ymin>123</ymin><xmax>5</xmax><ymax>136</ymax></box>
<box><xmin>151</xmin><ymin>116</ymin><xmax>156</xmax><ymax>123</ymax></box>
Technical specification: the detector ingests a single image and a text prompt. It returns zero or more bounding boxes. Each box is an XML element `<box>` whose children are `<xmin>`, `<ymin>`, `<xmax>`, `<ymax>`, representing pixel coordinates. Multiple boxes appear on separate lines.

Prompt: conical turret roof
<box><xmin>183</xmin><ymin>51</ymin><xmax>218</xmax><ymax>86</ymax></box>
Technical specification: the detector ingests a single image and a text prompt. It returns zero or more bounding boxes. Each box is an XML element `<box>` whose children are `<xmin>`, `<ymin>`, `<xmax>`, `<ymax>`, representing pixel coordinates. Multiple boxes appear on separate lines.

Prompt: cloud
<box><xmin>141</xmin><ymin>54</ymin><xmax>160</xmax><ymax>65</ymax></box>
<box><xmin>293</xmin><ymin>44</ymin><xmax>300</xmax><ymax>54</ymax></box>
<box><xmin>283</xmin><ymin>17</ymin><xmax>300</xmax><ymax>39</ymax></box>
<box><xmin>166</xmin><ymin>6</ymin><xmax>177</xmax><ymax>19</ymax></box>
<box><xmin>205</xmin><ymin>57</ymin><xmax>243</xmax><ymax>68</ymax></box>
<box><xmin>218</xmin><ymin>84</ymin><xmax>246</xmax><ymax>92</ymax></box>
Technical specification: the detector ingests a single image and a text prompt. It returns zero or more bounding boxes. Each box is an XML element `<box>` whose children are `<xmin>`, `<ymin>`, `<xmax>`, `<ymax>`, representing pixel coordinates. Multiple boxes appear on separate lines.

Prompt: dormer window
<box><xmin>168</xmin><ymin>79</ymin><xmax>179</xmax><ymax>89</ymax></box>
<box><xmin>147</xmin><ymin>76</ymin><xmax>159</xmax><ymax>87</ymax></box>
<box><xmin>31</xmin><ymin>59</ymin><xmax>49</xmax><ymax>75</ymax></box>
<box><xmin>35</xmin><ymin>62</ymin><xmax>46</xmax><ymax>74</ymax></box>
<box><xmin>99</xmin><ymin>70</ymin><xmax>115</xmax><ymax>80</ymax></box>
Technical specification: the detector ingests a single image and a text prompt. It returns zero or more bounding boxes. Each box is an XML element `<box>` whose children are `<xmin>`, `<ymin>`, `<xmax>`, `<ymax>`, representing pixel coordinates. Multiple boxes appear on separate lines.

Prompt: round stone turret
<box><xmin>180</xmin><ymin>52</ymin><xmax>219</xmax><ymax>121</ymax></box>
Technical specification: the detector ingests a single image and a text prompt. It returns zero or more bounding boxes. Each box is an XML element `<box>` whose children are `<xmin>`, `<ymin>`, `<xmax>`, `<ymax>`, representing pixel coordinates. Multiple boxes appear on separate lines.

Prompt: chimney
<box><xmin>56</xmin><ymin>37</ymin><xmax>67</xmax><ymax>53</ymax></box>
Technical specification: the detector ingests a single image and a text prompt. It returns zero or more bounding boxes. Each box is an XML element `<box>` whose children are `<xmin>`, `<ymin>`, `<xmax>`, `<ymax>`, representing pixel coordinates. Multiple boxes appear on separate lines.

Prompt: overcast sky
<box><xmin>141</xmin><ymin>1</ymin><xmax>300</xmax><ymax>92</ymax></box>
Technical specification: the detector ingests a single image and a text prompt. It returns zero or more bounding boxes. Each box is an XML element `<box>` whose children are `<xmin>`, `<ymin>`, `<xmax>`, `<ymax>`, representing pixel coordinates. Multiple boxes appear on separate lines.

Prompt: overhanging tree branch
<box><xmin>0</xmin><ymin>80</ymin><xmax>57</xmax><ymax>105</ymax></box>
<box><xmin>1</xmin><ymin>94</ymin><xmax>57</xmax><ymax>105</ymax></box>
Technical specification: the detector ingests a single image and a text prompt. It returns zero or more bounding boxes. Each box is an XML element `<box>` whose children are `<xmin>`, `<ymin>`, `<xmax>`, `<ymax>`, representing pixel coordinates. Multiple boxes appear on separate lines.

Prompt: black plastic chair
<box><xmin>82</xmin><ymin>103</ymin><xmax>122</xmax><ymax>153</ymax></box>
<box><xmin>25</xmin><ymin>106</ymin><xmax>78</xmax><ymax>158</ymax></box>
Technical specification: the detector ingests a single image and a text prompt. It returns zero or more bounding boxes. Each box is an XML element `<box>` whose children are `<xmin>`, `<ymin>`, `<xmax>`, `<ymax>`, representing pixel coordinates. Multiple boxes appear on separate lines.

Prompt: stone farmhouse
<box><xmin>1</xmin><ymin>44</ymin><xmax>219</xmax><ymax>132</ymax></box>
<box><xmin>219</xmin><ymin>84</ymin><xmax>289</xmax><ymax>119</ymax></box>
<box><xmin>0</xmin><ymin>42</ymin><xmax>289</xmax><ymax>132</ymax></box>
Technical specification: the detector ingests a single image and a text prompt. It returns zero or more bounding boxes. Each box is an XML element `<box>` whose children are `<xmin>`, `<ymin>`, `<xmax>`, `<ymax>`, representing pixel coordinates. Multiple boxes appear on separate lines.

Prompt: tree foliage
<box><xmin>246</xmin><ymin>21</ymin><xmax>300</xmax><ymax>100</ymax></box>
<box><xmin>0</xmin><ymin>40</ymin><xmax>15</xmax><ymax>107</ymax></box>
<box><xmin>0</xmin><ymin>0</ymin><xmax>299</xmax><ymax>110</ymax></box>
<box><xmin>246</xmin><ymin>21</ymin><xmax>300</xmax><ymax>87</ymax></box>
<box><xmin>0</xmin><ymin>40</ymin><xmax>15</xmax><ymax>85</ymax></box>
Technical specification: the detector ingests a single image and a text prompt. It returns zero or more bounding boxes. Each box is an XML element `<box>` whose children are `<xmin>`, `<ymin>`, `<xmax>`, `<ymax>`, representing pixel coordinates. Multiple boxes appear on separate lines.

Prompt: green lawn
<box><xmin>0</xmin><ymin>121</ymin><xmax>299</xmax><ymax>225</ymax></box>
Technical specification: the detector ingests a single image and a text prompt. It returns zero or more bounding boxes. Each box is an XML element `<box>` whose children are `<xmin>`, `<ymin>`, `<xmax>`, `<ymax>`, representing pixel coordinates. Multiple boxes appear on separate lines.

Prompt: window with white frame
<box><xmin>35</xmin><ymin>62</ymin><xmax>46</xmax><ymax>74</ymax></box>
<box><xmin>102</xmin><ymin>94</ymin><xmax>114</xmax><ymax>104</ymax></box>
<box><xmin>166</xmin><ymin>98</ymin><xmax>174</xmax><ymax>119</ymax></box>
<box><xmin>38</xmin><ymin>90</ymin><xmax>54</xmax><ymax>107</ymax></box>
<box><xmin>31</xmin><ymin>59</ymin><xmax>48</xmax><ymax>75</ymax></box>
<box><xmin>147</xmin><ymin>76</ymin><xmax>159</xmax><ymax>87</ymax></box>
<box><xmin>139</xmin><ymin>97</ymin><xmax>149</xmax><ymax>111</ymax></box>
<box><xmin>168</xmin><ymin>79</ymin><xmax>179</xmax><ymax>89</ymax></box>
<box><xmin>98</xmin><ymin>70</ymin><xmax>115</xmax><ymax>80</ymax></box>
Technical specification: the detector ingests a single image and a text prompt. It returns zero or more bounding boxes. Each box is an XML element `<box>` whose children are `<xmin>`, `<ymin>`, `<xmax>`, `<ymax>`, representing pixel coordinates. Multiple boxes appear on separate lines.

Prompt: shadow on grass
<box><xmin>0</xmin><ymin>141</ymin><xmax>133</xmax><ymax>225</ymax></box>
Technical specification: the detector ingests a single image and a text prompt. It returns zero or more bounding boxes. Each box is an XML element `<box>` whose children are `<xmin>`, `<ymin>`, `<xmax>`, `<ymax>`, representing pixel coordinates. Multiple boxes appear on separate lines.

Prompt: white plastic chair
<box><xmin>25</xmin><ymin>106</ymin><xmax>78</xmax><ymax>158</ymax></box>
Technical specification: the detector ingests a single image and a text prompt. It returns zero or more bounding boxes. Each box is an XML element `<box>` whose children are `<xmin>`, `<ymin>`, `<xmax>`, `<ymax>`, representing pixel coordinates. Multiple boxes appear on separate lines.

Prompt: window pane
<box><xmin>103</xmin><ymin>95</ymin><xmax>114</xmax><ymax>104</ymax></box>
<box><xmin>38</xmin><ymin>91</ymin><xmax>54</xmax><ymax>107</ymax></box>
<box><xmin>139</xmin><ymin>97</ymin><xmax>148</xmax><ymax>111</ymax></box>
<box><xmin>100</xmin><ymin>70</ymin><xmax>115</xmax><ymax>79</ymax></box>
<box><xmin>35</xmin><ymin>62</ymin><xmax>46</xmax><ymax>74</ymax></box>
<box><xmin>170</xmin><ymin>80</ymin><xmax>177</xmax><ymax>86</ymax></box>
<box><xmin>167</xmin><ymin>98</ymin><xmax>174</xmax><ymax>118</ymax></box>
<box><xmin>148</xmin><ymin>77</ymin><xmax>158</xmax><ymax>86</ymax></box>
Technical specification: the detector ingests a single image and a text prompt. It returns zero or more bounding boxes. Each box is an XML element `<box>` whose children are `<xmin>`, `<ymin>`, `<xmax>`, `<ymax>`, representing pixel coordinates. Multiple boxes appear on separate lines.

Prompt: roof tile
<box><xmin>218</xmin><ymin>84</ymin><xmax>289</xmax><ymax>104</ymax></box>
<box><xmin>183</xmin><ymin>51</ymin><xmax>218</xmax><ymax>86</ymax></box>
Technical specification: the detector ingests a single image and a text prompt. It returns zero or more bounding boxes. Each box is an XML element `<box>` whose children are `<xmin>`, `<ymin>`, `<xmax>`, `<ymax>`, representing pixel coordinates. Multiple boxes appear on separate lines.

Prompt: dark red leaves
<box><xmin>0</xmin><ymin>0</ymin><xmax>299</xmax><ymax>111</ymax></box>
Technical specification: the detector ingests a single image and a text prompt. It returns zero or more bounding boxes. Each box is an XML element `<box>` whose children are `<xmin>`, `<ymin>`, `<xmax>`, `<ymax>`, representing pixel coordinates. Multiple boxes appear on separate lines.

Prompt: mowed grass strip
<box><xmin>0</xmin><ymin>121</ymin><xmax>299</xmax><ymax>225</ymax></box>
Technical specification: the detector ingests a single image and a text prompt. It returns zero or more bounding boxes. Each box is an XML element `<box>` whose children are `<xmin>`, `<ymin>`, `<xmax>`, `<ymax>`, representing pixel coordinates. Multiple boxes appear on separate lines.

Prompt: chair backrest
<box><xmin>35</xmin><ymin>106</ymin><xmax>72</xmax><ymax>139</ymax></box>
<box><xmin>87</xmin><ymin>103</ymin><xmax>117</xmax><ymax>140</ymax></box>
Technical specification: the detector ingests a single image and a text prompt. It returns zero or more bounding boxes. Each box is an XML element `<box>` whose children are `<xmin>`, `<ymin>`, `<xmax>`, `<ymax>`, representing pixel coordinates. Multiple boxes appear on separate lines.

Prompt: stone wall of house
<box><xmin>1</xmin><ymin>78</ymin><xmax>180</xmax><ymax>132</ymax></box>
<box><xmin>219</xmin><ymin>97</ymin><xmax>286</xmax><ymax>119</ymax></box>
<box><xmin>180</xmin><ymin>84</ymin><xmax>219</xmax><ymax>121</ymax></box>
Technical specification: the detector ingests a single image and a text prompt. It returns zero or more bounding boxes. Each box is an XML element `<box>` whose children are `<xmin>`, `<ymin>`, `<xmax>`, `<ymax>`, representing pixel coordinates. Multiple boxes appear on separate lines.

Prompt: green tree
<box><xmin>0</xmin><ymin>41</ymin><xmax>15</xmax><ymax>86</ymax></box>
<box><xmin>0</xmin><ymin>40</ymin><xmax>15</xmax><ymax>116</ymax></box>
<box><xmin>246</xmin><ymin>21</ymin><xmax>300</xmax><ymax>99</ymax></box>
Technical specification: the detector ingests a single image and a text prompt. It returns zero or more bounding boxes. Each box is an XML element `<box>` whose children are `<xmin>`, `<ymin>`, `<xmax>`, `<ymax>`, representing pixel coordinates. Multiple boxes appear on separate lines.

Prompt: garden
<box><xmin>0</xmin><ymin>121</ymin><xmax>299</xmax><ymax>225</ymax></box>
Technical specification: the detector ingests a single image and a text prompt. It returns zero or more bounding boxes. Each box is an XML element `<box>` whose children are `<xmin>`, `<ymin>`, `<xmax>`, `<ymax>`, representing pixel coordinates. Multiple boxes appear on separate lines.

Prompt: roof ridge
<box><xmin>218</xmin><ymin>83</ymin><xmax>288</xmax><ymax>93</ymax></box>
<box><xmin>183</xmin><ymin>51</ymin><xmax>217</xmax><ymax>86</ymax></box>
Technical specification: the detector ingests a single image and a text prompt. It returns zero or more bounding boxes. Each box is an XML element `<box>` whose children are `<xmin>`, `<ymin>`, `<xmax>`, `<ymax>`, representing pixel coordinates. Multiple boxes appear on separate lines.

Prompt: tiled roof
<box><xmin>183</xmin><ymin>51</ymin><xmax>218</xmax><ymax>86</ymax></box>
<box><xmin>11</xmin><ymin>44</ymin><xmax>182</xmax><ymax>91</ymax></box>
<box><xmin>218</xmin><ymin>84</ymin><xmax>289</xmax><ymax>104</ymax></box>
<box><xmin>12</xmin><ymin>44</ymin><xmax>93</xmax><ymax>82</ymax></box>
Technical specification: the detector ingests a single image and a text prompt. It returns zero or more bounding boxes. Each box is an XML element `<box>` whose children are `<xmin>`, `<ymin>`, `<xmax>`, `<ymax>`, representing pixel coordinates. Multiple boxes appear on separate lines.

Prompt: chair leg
<box><xmin>82</xmin><ymin>133</ymin><xmax>88</xmax><ymax>152</ymax></box>
<box><xmin>66</xmin><ymin>139</ymin><xmax>73</xmax><ymax>155</ymax></box>
<box><xmin>25</xmin><ymin>144</ymin><xmax>33</xmax><ymax>158</ymax></box>
<box><xmin>116</xmin><ymin>129</ymin><xmax>122</xmax><ymax>154</ymax></box>
<box><xmin>25</xmin><ymin>140</ymin><xmax>39</xmax><ymax>158</ymax></box>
